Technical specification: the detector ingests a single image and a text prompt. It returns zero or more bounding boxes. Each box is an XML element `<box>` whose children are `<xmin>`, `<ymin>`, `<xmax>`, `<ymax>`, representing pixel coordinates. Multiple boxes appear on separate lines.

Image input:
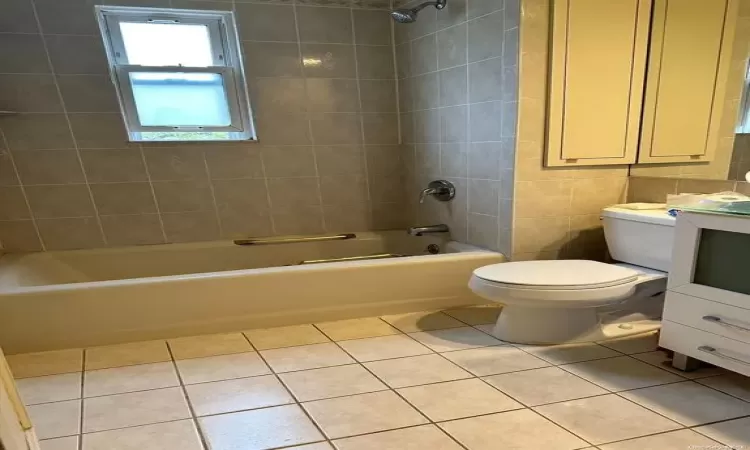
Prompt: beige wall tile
<box><xmin>437</xmin><ymin>24</ymin><xmax>467</xmax><ymax>69</ymax></box>
<box><xmin>0</xmin><ymin>34</ymin><xmax>50</xmax><ymax>74</ymax></box>
<box><xmin>362</xmin><ymin>113</ymin><xmax>399</xmax><ymax>145</ymax></box>
<box><xmin>0</xmin><ymin>220</ymin><xmax>42</xmax><ymax>251</ymax></box>
<box><xmin>249</xmin><ymin>77</ymin><xmax>307</xmax><ymax>115</ymax></box>
<box><xmin>353</xmin><ymin>10</ymin><xmax>392</xmax><ymax>45</ymax></box>
<box><xmin>152</xmin><ymin>181</ymin><xmax>214</xmax><ymax>213</ymax></box>
<box><xmin>356</xmin><ymin>45</ymin><xmax>396</xmax><ymax>79</ymax></box>
<box><xmin>255</xmin><ymin>113</ymin><xmax>312</xmax><ymax>145</ymax></box>
<box><xmin>37</xmin><ymin>217</ymin><xmax>104</xmax><ymax>250</ymax></box>
<box><xmin>0</xmin><ymin>186</ymin><xmax>31</xmax><ymax>220</ymax></box>
<box><xmin>242</xmin><ymin>42</ymin><xmax>302</xmax><ymax>78</ymax></box>
<box><xmin>411</xmin><ymin>35</ymin><xmax>437</xmax><ymax>76</ymax></box>
<box><xmin>440</xmin><ymin>65</ymin><xmax>468</xmax><ymax>107</ymax></box>
<box><xmin>301</xmin><ymin>44</ymin><xmax>356</xmax><ymax>78</ymax></box>
<box><xmin>0</xmin><ymin>74</ymin><xmax>62</xmax><ymax>113</ymax></box>
<box><xmin>143</xmin><ymin>147</ymin><xmax>208</xmax><ymax>181</ymax></box>
<box><xmin>0</xmin><ymin>0</ymin><xmax>39</xmax><ymax>34</ymax></box>
<box><xmin>468</xmin><ymin>213</ymin><xmax>499</xmax><ymax>250</ymax></box>
<box><xmin>235</xmin><ymin>3</ymin><xmax>297</xmax><ymax>42</ymax></box>
<box><xmin>80</xmin><ymin>149</ymin><xmax>148</xmax><ymax>183</ymax></box>
<box><xmin>320</xmin><ymin>175</ymin><xmax>369</xmax><ymax>205</ymax></box>
<box><xmin>359</xmin><ymin>80</ymin><xmax>397</xmax><ymax>113</ymax></box>
<box><xmin>69</xmin><ymin>113</ymin><xmax>130</xmax><ymax>149</ymax></box>
<box><xmin>310</xmin><ymin>113</ymin><xmax>362</xmax><ymax>145</ymax></box>
<box><xmin>626</xmin><ymin>177</ymin><xmax>678</xmax><ymax>203</ymax></box>
<box><xmin>100</xmin><ymin>214</ymin><xmax>165</xmax><ymax>246</ymax></box>
<box><xmin>13</xmin><ymin>149</ymin><xmax>85</xmax><ymax>185</ymax></box>
<box><xmin>218</xmin><ymin>208</ymin><xmax>274</xmax><ymax>238</ymax></box>
<box><xmin>212</xmin><ymin>178</ymin><xmax>269</xmax><ymax>212</ymax></box>
<box><xmin>161</xmin><ymin>211</ymin><xmax>220</xmax><ymax>243</ymax></box>
<box><xmin>323</xmin><ymin>204</ymin><xmax>372</xmax><ymax>232</ymax></box>
<box><xmin>1</xmin><ymin>114</ymin><xmax>74</xmax><ymax>151</ymax></box>
<box><xmin>513</xmin><ymin>216</ymin><xmax>570</xmax><ymax>255</ymax></box>
<box><xmin>57</xmin><ymin>75</ymin><xmax>120</xmax><ymax>113</ymax></box>
<box><xmin>26</xmin><ymin>185</ymin><xmax>95</xmax><ymax>218</ymax></box>
<box><xmin>204</xmin><ymin>146</ymin><xmax>264</xmax><ymax>179</ymax></box>
<box><xmin>262</xmin><ymin>146</ymin><xmax>317</xmax><ymax>177</ymax></box>
<box><xmin>315</xmin><ymin>146</ymin><xmax>365</xmax><ymax>176</ymax></box>
<box><xmin>90</xmin><ymin>183</ymin><xmax>157</xmax><ymax>215</ymax></box>
<box><xmin>272</xmin><ymin>206</ymin><xmax>325</xmax><ymax>235</ymax></box>
<box><xmin>45</xmin><ymin>35</ymin><xmax>108</xmax><ymax>75</ymax></box>
<box><xmin>297</xmin><ymin>6</ymin><xmax>353</xmax><ymax>43</ymax></box>
<box><xmin>306</xmin><ymin>78</ymin><xmax>360</xmax><ymax>113</ymax></box>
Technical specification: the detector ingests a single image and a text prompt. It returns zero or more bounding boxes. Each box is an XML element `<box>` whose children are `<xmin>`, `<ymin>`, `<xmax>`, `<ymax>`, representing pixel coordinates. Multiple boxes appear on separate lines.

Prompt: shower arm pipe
<box><xmin>411</xmin><ymin>0</ymin><xmax>446</xmax><ymax>12</ymax></box>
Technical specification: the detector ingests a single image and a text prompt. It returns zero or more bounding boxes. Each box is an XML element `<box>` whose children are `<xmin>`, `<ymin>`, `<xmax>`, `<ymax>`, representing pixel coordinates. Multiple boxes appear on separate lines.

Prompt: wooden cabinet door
<box><xmin>546</xmin><ymin>0</ymin><xmax>651</xmax><ymax>167</ymax></box>
<box><xmin>638</xmin><ymin>0</ymin><xmax>739</xmax><ymax>163</ymax></box>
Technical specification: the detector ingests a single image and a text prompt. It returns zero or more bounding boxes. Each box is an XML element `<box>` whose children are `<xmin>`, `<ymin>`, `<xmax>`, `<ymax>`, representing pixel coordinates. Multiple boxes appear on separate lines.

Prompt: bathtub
<box><xmin>0</xmin><ymin>231</ymin><xmax>504</xmax><ymax>354</ymax></box>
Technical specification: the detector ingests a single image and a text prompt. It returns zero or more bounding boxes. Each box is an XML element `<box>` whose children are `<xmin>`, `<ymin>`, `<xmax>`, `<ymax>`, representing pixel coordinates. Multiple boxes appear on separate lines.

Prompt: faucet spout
<box><xmin>407</xmin><ymin>224</ymin><xmax>450</xmax><ymax>236</ymax></box>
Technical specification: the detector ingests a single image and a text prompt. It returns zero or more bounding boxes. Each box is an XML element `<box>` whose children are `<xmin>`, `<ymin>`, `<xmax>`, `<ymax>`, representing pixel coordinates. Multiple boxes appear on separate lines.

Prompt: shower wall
<box><xmin>395</xmin><ymin>0</ymin><xmax>519</xmax><ymax>256</ymax></box>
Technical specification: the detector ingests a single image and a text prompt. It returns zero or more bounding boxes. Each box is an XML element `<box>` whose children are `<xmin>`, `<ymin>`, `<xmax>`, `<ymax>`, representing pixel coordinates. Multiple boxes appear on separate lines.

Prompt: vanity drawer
<box><xmin>663</xmin><ymin>291</ymin><xmax>750</xmax><ymax>344</ymax></box>
<box><xmin>660</xmin><ymin>321</ymin><xmax>750</xmax><ymax>377</ymax></box>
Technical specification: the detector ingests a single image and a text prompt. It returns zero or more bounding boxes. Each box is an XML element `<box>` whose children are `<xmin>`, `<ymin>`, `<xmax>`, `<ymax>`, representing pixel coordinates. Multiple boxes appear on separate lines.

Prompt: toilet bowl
<box><xmin>469</xmin><ymin>205</ymin><xmax>676</xmax><ymax>344</ymax></box>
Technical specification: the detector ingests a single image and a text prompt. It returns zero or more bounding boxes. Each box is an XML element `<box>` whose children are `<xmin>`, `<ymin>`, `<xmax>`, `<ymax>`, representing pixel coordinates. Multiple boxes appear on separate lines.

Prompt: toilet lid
<box><xmin>473</xmin><ymin>260</ymin><xmax>639</xmax><ymax>290</ymax></box>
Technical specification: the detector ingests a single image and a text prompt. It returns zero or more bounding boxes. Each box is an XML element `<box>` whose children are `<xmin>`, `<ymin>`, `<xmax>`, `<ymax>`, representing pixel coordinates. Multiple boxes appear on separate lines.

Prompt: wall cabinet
<box><xmin>545</xmin><ymin>0</ymin><xmax>739</xmax><ymax>167</ymax></box>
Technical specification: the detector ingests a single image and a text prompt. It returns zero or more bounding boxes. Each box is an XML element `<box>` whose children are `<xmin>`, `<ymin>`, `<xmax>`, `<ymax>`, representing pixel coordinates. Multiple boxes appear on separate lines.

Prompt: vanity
<box><xmin>660</xmin><ymin>210</ymin><xmax>750</xmax><ymax>376</ymax></box>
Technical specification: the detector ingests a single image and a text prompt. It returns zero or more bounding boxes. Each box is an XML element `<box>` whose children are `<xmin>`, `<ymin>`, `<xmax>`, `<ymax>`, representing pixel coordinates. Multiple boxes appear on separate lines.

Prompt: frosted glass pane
<box><xmin>120</xmin><ymin>22</ymin><xmax>214</xmax><ymax>66</ymax></box>
<box><xmin>130</xmin><ymin>72</ymin><xmax>232</xmax><ymax>127</ymax></box>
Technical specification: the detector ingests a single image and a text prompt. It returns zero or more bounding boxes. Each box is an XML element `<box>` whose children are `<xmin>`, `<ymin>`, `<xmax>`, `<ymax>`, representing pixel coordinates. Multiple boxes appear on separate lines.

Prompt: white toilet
<box><xmin>469</xmin><ymin>205</ymin><xmax>677</xmax><ymax>344</ymax></box>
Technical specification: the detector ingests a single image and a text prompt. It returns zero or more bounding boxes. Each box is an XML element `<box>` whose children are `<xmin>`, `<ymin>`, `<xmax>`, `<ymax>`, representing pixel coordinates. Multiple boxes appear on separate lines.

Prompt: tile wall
<box><xmin>395</xmin><ymin>0</ymin><xmax>519</xmax><ymax>255</ymax></box>
<box><xmin>627</xmin><ymin>176</ymin><xmax>750</xmax><ymax>204</ymax></box>
<box><xmin>0</xmin><ymin>0</ymin><xmax>402</xmax><ymax>251</ymax></box>
<box><xmin>729</xmin><ymin>134</ymin><xmax>750</xmax><ymax>181</ymax></box>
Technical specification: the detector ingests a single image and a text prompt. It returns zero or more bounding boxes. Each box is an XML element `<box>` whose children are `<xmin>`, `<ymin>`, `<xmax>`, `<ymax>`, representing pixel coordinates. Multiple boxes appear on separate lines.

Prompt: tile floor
<box><xmin>7</xmin><ymin>306</ymin><xmax>750</xmax><ymax>450</ymax></box>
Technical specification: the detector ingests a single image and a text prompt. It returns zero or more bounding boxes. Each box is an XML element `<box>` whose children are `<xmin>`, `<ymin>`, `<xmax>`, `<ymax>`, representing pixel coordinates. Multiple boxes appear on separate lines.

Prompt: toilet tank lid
<box><xmin>601</xmin><ymin>205</ymin><xmax>676</xmax><ymax>226</ymax></box>
<box><xmin>474</xmin><ymin>260</ymin><xmax>639</xmax><ymax>289</ymax></box>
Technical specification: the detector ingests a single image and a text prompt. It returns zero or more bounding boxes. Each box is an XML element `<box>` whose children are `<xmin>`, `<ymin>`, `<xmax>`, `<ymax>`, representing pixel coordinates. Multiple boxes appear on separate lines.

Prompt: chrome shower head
<box><xmin>391</xmin><ymin>0</ymin><xmax>446</xmax><ymax>23</ymax></box>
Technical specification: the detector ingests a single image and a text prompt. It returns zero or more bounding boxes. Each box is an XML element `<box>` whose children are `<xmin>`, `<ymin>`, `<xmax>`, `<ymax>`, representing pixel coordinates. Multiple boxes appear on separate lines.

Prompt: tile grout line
<box><xmin>77</xmin><ymin>348</ymin><xmax>86</xmax><ymax>450</ymax></box>
<box><xmin>137</xmin><ymin>144</ymin><xmax>169</xmax><ymax>243</ymax></box>
<box><xmin>164</xmin><ymin>342</ymin><xmax>211</xmax><ymax>450</ymax></box>
<box><xmin>350</xmin><ymin>7</ymin><xmax>375</xmax><ymax>212</ymax></box>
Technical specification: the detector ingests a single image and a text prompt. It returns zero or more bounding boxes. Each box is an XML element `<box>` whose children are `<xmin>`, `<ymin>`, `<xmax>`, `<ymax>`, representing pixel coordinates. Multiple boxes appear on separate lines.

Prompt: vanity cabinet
<box><xmin>545</xmin><ymin>0</ymin><xmax>739</xmax><ymax>167</ymax></box>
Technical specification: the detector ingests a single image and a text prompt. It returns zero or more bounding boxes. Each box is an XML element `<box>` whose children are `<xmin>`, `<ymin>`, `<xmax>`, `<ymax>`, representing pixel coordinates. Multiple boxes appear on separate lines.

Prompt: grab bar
<box><xmin>298</xmin><ymin>253</ymin><xmax>405</xmax><ymax>265</ymax></box>
<box><xmin>234</xmin><ymin>233</ymin><xmax>356</xmax><ymax>246</ymax></box>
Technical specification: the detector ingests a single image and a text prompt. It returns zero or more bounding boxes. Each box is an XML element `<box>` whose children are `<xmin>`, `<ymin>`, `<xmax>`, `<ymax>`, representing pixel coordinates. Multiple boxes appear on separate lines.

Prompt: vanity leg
<box><xmin>672</xmin><ymin>352</ymin><xmax>700</xmax><ymax>372</ymax></box>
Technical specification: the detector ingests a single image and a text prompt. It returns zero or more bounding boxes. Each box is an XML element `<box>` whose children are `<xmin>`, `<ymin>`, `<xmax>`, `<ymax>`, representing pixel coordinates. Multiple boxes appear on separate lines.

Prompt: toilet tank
<box><xmin>601</xmin><ymin>205</ymin><xmax>677</xmax><ymax>272</ymax></box>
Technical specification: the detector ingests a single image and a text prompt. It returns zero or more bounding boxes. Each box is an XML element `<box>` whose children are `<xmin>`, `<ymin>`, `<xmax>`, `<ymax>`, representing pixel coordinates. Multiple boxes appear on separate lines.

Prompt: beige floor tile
<box><xmin>7</xmin><ymin>349</ymin><xmax>83</xmax><ymax>378</ymax></box>
<box><xmin>176</xmin><ymin>352</ymin><xmax>270</xmax><ymax>385</ymax></box>
<box><xmin>289</xmin><ymin>444</ymin><xmax>333</xmax><ymax>450</ymax></box>
<box><xmin>409</xmin><ymin>327</ymin><xmax>506</xmax><ymax>352</ymax></box>
<box><xmin>442</xmin><ymin>305</ymin><xmax>502</xmax><ymax>325</ymax></box>
<box><xmin>333</xmin><ymin>424</ymin><xmax>464</xmax><ymax>450</ymax></box>
<box><xmin>82</xmin><ymin>387</ymin><xmax>191</xmax><ymax>433</ymax></box>
<box><xmin>261</xmin><ymin>343</ymin><xmax>354</xmax><ymax>373</ymax></box>
<box><xmin>534</xmin><ymin>394</ymin><xmax>681</xmax><ymax>445</ymax></box>
<box><xmin>632</xmin><ymin>350</ymin><xmax>728</xmax><ymax>379</ymax></box>
<box><xmin>244</xmin><ymin>324</ymin><xmax>330</xmax><ymax>350</ymax></box>
<box><xmin>364</xmin><ymin>354</ymin><xmax>473</xmax><ymax>388</ymax></box>
<box><xmin>472</xmin><ymin>324</ymin><xmax>496</xmax><ymax>335</ymax></box>
<box><xmin>199</xmin><ymin>404</ymin><xmax>324</xmax><ymax>449</ymax></box>
<box><xmin>85</xmin><ymin>341</ymin><xmax>170</xmax><ymax>370</ymax></box>
<box><xmin>697</xmin><ymin>372</ymin><xmax>750</xmax><ymax>401</ymax></box>
<box><xmin>441</xmin><ymin>346</ymin><xmax>550</xmax><ymax>376</ymax></box>
<box><xmin>518</xmin><ymin>343</ymin><xmax>620</xmax><ymax>365</ymax></box>
<box><xmin>168</xmin><ymin>333</ymin><xmax>252</xmax><ymax>360</ymax></box>
<box><xmin>619</xmin><ymin>381</ymin><xmax>750</xmax><ymax>426</ymax></box>
<box><xmin>81</xmin><ymin>419</ymin><xmax>203</xmax><ymax>450</ymax></box>
<box><xmin>27</xmin><ymin>400</ymin><xmax>81</xmax><ymax>440</ymax></box>
<box><xmin>186</xmin><ymin>375</ymin><xmax>294</xmax><ymax>416</ymax></box>
<box><xmin>398</xmin><ymin>378</ymin><xmax>523</xmax><ymax>421</ymax></box>
<box><xmin>302</xmin><ymin>390</ymin><xmax>428</xmax><ymax>439</ymax></box>
<box><xmin>279</xmin><ymin>364</ymin><xmax>387</xmax><ymax>401</ymax></box>
<box><xmin>598</xmin><ymin>429</ymin><xmax>719</xmax><ymax>450</ymax></box>
<box><xmin>597</xmin><ymin>332</ymin><xmax>659</xmax><ymax>354</ymax></box>
<box><xmin>694</xmin><ymin>417</ymin><xmax>750</xmax><ymax>448</ymax></box>
<box><xmin>39</xmin><ymin>436</ymin><xmax>79</xmax><ymax>450</ymax></box>
<box><xmin>84</xmin><ymin>362</ymin><xmax>179</xmax><ymax>397</ymax></box>
<box><xmin>315</xmin><ymin>318</ymin><xmax>400</xmax><ymax>341</ymax></box>
<box><xmin>561</xmin><ymin>356</ymin><xmax>684</xmax><ymax>391</ymax></box>
<box><xmin>16</xmin><ymin>373</ymin><xmax>81</xmax><ymax>405</ymax></box>
<box><xmin>337</xmin><ymin>335</ymin><xmax>431</xmax><ymax>362</ymax></box>
<box><xmin>380</xmin><ymin>311</ymin><xmax>465</xmax><ymax>333</ymax></box>
<box><xmin>439</xmin><ymin>408</ymin><xmax>588</xmax><ymax>450</ymax></box>
<box><xmin>484</xmin><ymin>366</ymin><xmax>607</xmax><ymax>406</ymax></box>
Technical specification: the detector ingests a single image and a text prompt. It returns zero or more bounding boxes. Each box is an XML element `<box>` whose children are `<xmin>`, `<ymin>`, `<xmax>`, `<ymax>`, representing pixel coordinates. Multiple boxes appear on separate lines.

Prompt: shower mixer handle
<box><xmin>419</xmin><ymin>180</ymin><xmax>456</xmax><ymax>203</ymax></box>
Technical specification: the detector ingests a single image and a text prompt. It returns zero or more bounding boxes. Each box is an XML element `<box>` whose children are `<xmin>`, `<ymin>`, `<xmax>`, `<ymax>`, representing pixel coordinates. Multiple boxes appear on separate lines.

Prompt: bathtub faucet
<box><xmin>419</xmin><ymin>180</ymin><xmax>456</xmax><ymax>203</ymax></box>
<box><xmin>407</xmin><ymin>224</ymin><xmax>450</xmax><ymax>236</ymax></box>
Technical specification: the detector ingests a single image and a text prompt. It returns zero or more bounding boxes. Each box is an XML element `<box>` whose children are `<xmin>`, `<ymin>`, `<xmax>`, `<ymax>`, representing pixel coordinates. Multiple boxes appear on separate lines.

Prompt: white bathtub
<box><xmin>0</xmin><ymin>231</ymin><xmax>504</xmax><ymax>354</ymax></box>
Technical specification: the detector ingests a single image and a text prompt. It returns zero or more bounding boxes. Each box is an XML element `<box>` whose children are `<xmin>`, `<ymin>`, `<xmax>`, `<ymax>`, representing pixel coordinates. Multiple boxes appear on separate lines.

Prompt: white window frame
<box><xmin>95</xmin><ymin>6</ymin><xmax>256</xmax><ymax>141</ymax></box>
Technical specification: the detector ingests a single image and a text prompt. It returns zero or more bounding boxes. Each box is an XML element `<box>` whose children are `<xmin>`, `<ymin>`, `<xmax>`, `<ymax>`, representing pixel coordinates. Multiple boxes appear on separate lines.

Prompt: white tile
<box><xmin>261</xmin><ymin>343</ymin><xmax>354</xmax><ymax>373</ymax></box>
<box><xmin>176</xmin><ymin>352</ymin><xmax>270</xmax><ymax>385</ymax></box>
<box><xmin>333</xmin><ymin>424</ymin><xmax>464</xmax><ymax>450</ymax></box>
<box><xmin>380</xmin><ymin>311</ymin><xmax>465</xmax><ymax>332</ymax></box>
<box><xmin>16</xmin><ymin>373</ymin><xmax>81</xmax><ymax>405</ymax></box>
<box><xmin>315</xmin><ymin>318</ymin><xmax>399</xmax><ymax>341</ymax></box>
<box><xmin>39</xmin><ymin>436</ymin><xmax>79</xmax><ymax>450</ymax></box>
<box><xmin>483</xmin><ymin>366</ymin><xmax>607</xmax><ymax>406</ymax></box>
<box><xmin>85</xmin><ymin>341</ymin><xmax>170</xmax><ymax>370</ymax></box>
<box><xmin>199</xmin><ymin>404</ymin><xmax>324</xmax><ymax>450</ymax></box>
<box><xmin>698</xmin><ymin>372</ymin><xmax>750</xmax><ymax>402</ymax></box>
<box><xmin>279</xmin><ymin>364</ymin><xmax>387</xmax><ymax>401</ymax></box>
<box><xmin>472</xmin><ymin>324</ymin><xmax>496</xmax><ymax>335</ymax></box>
<box><xmin>27</xmin><ymin>400</ymin><xmax>81</xmax><ymax>440</ymax></box>
<box><xmin>364</xmin><ymin>354</ymin><xmax>473</xmax><ymax>388</ymax></box>
<box><xmin>598</xmin><ymin>429</ymin><xmax>720</xmax><ymax>450</ymax></box>
<box><xmin>442</xmin><ymin>306</ymin><xmax>502</xmax><ymax>325</ymax></box>
<box><xmin>598</xmin><ymin>332</ymin><xmax>659</xmax><ymax>354</ymax></box>
<box><xmin>694</xmin><ymin>417</ymin><xmax>750</xmax><ymax>448</ymax></box>
<box><xmin>7</xmin><ymin>349</ymin><xmax>83</xmax><ymax>378</ymax></box>
<box><xmin>84</xmin><ymin>362</ymin><xmax>179</xmax><ymax>397</ymax></box>
<box><xmin>398</xmin><ymin>378</ymin><xmax>523</xmax><ymax>421</ymax></box>
<box><xmin>168</xmin><ymin>333</ymin><xmax>252</xmax><ymax>360</ymax></box>
<box><xmin>303</xmin><ymin>390</ymin><xmax>428</xmax><ymax>439</ymax></box>
<box><xmin>518</xmin><ymin>343</ymin><xmax>620</xmax><ymax>365</ymax></box>
<box><xmin>439</xmin><ymin>408</ymin><xmax>588</xmax><ymax>450</ymax></box>
<box><xmin>289</xmin><ymin>444</ymin><xmax>333</xmax><ymax>450</ymax></box>
<box><xmin>245</xmin><ymin>324</ymin><xmax>330</xmax><ymax>350</ymax></box>
<box><xmin>619</xmin><ymin>381</ymin><xmax>750</xmax><ymax>426</ymax></box>
<box><xmin>82</xmin><ymin>387</ymin><xmax>191</xmax><ymax>433</ymax></box>
<box><xmin>337</xmin><ymin>335</ymin><xmax>431</xmax><ymax>362</ymax></box>
<box><xmin>441</xmin><ymin>345</ymin><xmax>550</xmax><ymax>376</ymax></box>
<box><xmin>409</xmin><ymin>327</ymin><xmax>506</xmax><ymax>352</ymax></box>
<box><xmin>81</xmin><ymin>420</ymin><xmax>203</xmax><ymax>450</ymax></box>
<box><xmin>561</xmin><ymin>356</ymin><xmax>684</xmax><ymax>391</ymax></box>
<box><xmin>185</xmin><ymin>375</ymin><xmax>294</xmax><ymax>416</ymax></box>
<box><xmin>534</xmin><ymin>394</ymin><xmax>681</xmax><ymax>445</ymax></box>
<box><xmin>632</xmin><ymin>350</ymin><xmax>728</xmax><ymax>379</ymax></box>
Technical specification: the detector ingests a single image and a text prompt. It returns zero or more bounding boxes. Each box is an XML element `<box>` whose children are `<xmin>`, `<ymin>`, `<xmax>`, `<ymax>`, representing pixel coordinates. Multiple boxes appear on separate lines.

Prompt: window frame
<box><xmin>95</xmin><ymin>6</ymin><xmax>256</xmax><ymax>142</ymax></box>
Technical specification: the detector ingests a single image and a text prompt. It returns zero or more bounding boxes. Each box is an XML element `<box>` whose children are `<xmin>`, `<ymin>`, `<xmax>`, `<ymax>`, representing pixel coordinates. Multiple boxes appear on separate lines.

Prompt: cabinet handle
<box><xmin>702</xmin><ymin>315</ymin><xmax>750</xmax><ymax>333</ymax></box>
<box><xmin>698</xmin><ymin>345</ymin><xmax>750</xmax><ymax>366</ymax></box>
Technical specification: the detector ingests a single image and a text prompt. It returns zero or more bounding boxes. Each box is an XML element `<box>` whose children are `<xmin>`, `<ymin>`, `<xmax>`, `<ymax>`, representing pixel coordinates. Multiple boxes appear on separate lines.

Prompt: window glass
<box><xmin>119</xmin><ymin>22</ymin><xmax>214</xmax><ymax>66</ymax></box>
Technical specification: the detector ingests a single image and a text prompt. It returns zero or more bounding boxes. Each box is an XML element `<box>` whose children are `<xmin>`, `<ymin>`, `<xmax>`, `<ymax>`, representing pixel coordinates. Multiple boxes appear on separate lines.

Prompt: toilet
<box><xmin>469</xmin><ymin>205</ymin><xmax>677</xmax><ymax>344</ymax></box>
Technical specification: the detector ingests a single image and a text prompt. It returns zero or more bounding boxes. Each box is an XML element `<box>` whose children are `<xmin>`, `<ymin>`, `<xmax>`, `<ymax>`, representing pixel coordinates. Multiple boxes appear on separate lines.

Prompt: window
<box><xmin>95</xmin><ymin>6</ymin><xmax>255</xmax><ymax>142</ymax></box>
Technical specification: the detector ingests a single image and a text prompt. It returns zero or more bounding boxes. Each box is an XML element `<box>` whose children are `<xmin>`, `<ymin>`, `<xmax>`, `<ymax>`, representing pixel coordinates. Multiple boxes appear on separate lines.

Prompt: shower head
<box><xmin>391</xmin><ymin>0</ymin><xmax>446</xmax><ymax>23</ymax></box>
